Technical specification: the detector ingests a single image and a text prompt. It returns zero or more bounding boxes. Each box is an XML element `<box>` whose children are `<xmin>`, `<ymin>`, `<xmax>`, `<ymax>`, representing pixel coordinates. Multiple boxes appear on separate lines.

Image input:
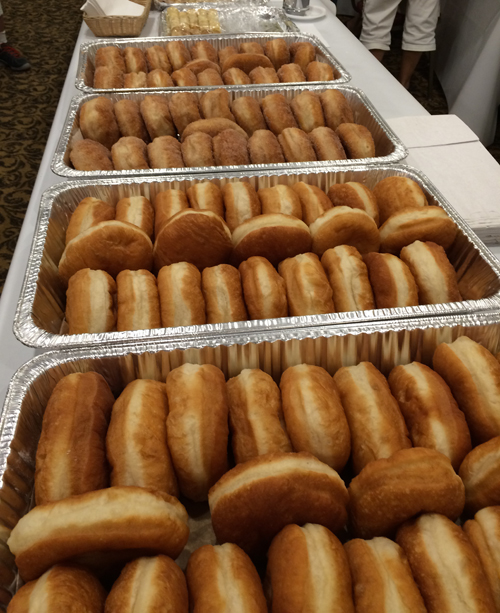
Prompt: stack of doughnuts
<box><xmin>91</xmin><ymin>39</ymin><xmax>338</xmax><ymax>90</ymax></box>
<box><xmin>59</xmin><ymin>176</ymin><xmax>462</xmax><ymax>334</ymax></box>
<box><xmin>70</xmin><ymin>88</ymin><xmax>377</xmax><ymax>171</ymax></box>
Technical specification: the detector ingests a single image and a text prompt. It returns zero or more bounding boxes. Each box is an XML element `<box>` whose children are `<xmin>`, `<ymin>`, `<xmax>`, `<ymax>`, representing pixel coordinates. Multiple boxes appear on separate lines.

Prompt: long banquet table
<box><xmin>0</xmin><ymin>0</ymin><xmax>497</xmax><ymax>408</ymax></box>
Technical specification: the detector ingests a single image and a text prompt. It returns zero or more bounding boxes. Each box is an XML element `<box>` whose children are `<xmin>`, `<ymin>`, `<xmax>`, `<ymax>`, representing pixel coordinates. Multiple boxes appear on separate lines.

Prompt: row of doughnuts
<box><xmin>65</xmin><ymin>241</ymin><xmax>463</xmax><ymax>335</ymax></box>
<box><xmin>70</xmin><ymin>89</ymin><xmax>375</xmax><ymax>171</ymax></box>
<box><xmin>92</xmin><ymin>39</ymin><xmax>336</xmax><ymax>89</ymax></box>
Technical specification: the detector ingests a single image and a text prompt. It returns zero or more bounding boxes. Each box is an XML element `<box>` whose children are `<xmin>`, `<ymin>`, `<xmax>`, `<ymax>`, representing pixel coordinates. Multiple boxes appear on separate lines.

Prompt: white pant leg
<box><xmin>402</xmin><ymin>0</ymin><xmax>440</xmax><ymax>51</ymax></box>
<box><xmin>360</xmin><ymin>0</ymin><xmax>400</xmax><ymax>51</ymax></box>
<box><xmin>0</xmin><ymin>2</ymin><xmax>6</xmax><ymax>45</ymax></box>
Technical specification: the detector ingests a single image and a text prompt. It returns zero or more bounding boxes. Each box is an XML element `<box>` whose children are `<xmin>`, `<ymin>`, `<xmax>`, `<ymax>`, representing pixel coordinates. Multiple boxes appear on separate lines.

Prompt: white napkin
<box><xmin>81</xmin><ymin>0</ymin><xmax>144</xmax><ymax>17</ymax></box>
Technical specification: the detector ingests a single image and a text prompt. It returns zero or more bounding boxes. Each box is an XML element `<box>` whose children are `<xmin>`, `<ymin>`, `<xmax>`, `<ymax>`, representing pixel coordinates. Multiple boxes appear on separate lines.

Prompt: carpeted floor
<box><xmin>0</xmin><ymin>3</ymin><xmax>498</xmax><ymax>296</ymax></box>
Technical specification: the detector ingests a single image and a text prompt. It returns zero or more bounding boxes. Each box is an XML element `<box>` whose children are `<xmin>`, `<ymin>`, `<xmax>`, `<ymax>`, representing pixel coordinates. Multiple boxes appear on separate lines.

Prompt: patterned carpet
<box><xmin>0</xmin><ymin>4</ymin><xmax>498</xmax><ymax>296</ymax></box>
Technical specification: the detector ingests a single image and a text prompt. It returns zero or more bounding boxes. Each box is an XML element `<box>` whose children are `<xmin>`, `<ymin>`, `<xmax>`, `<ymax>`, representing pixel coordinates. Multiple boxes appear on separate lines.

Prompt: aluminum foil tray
<box><xmin>51</xmin><ymin>84</ymin><xmax>407</xmax><ymax>179</ymax></box>
<box><xmin>2</xmin><ymin>314</ymin><xmax>500</xmax><ymax>603</ymax></box>
<box><xmin>76</xmin><ymin>33</ymin><xmax>350</xmax><ymax>93</ymax></box>
<box><xmin>14</xmin><ymin>164</ymin><xmax>500</xmax><ymax>349</ymax></box>
<box><xmin>154</xmin><ymin>0</ymin><xmax>267</xmax><ymax>9</ymax></box>
<box><xmin>159</xmin><ymin>4</ymin><xmax>299</xmax><ymax>36</ymax></box>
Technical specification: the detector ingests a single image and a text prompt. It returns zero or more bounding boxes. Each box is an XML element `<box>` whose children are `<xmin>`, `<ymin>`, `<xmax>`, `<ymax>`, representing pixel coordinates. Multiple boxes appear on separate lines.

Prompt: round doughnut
<box><xmin>145</xmin><ymin>45</ymin><xmax>172</xmax><ymax>73</ymax></box>
<box><xmin>306</xmin><ymin>60</ymin><xmax>335</xmax><ymax>81</ymax></box>
<box><xmin>191</xmin><ymin>40</ymin><xmax>218</xmax><ymax>63</ymax></box>
<box><xmin>94</xmin><ymin>46</ymin><xmax>125</xmax><ymax>72</ymax></box>
<box><xmin>309</xmin><ymin>126</ymin><xmax>346</xmax><ymax>161</ymax></box>
<box><xmin>277</xmin><ymin>63</ymin><xmax>306</xmax><ymax>82</ymax></box>
<box><xmin>249</xmin><ymin>66</ymin><xmax>279</xmax><ymax>84</ymax></box>
<box><xmin>153</xmin><ymin>209</ymin><xmax>232</xmax><ymax>271</ymax></box>
<box><xmin>230</xmin><ymin>213</ymin><xmax>312</xmax><ymax>267</ymax></box>
<box><xmin>181</xmin><ymin>118</ymin><xmax>248</xmax><ymax>142</ymax></box>
<box><xmin>231</xmin><ymin>97</ymin><xmax>267</xmax><ymax>136</ymax></box>
<box><xmin>248</xmin><ymin>129</ymin><xmax>285</xmax><ymax>164</ymax></box>
<box><xmin>327</xmin><ymin>182</ymin><xmax>379</xmax><ymax>225</ymax></box>
<box><xmin>181</xmin><ymin>132</ymin><xmax>215</xmax><ymax>168</ymax></box>
<box><xmin>197</xmin><ymin>68</ymin><xmax>224</xmax><ymax>86</ymax></box>
<box><xmin>364</xmin><ymin>252</ymin><xmax>419</xmax><ymax>308</ymax></box>
<box><xmin>221</xmin><ymin>53</ymin><xmax>273</xmax><ymax>74</ymax></box>
<box><xmin>292</xmin><ymin>42</ymin><xmax>316</xmax><ymax>73</ymax></box>
<box><xmin>111</xmin><ymin>136</ymin><xmax>149</xmax><ymax>171</ymax></box>
<box><xmin>213</xmin><ymin>129</ymin><xmax>250</xmax><ymax>166</ymax></box>
<box><xmin>264</xmin><ymin>38</ymin><xmax>290</xmax><ymax>69</ymax></box>
<box><xmin>146</xmin><ymin>69</ymin><xmax>174</xmax><ymax>88</ymax></box>
<box><xmin>278</xmin><ymin>127</ymin><xmax>317</xmax><ymax>162</ymax></box>
<box><xmin>114</xmin><ymin>99</ymin><xmax>149</xmax><ymax>142</ymax></box>
<box><xmin>348</xmin><ymin>447</ymin><xmax>465</xmax><ymax>538</ymax></box>
<box><xmin>79</xmin><ymin>97</ymin><xmax>120</xmax><ymax>150</ymax></box>
<box><xmin>336</xmin><ymin>123</ymin><xmax>376</xmax><ymax>159</ymax></box>
<box><xmin>93</xmin><ymin>65</ymin><xmax>124</xmax><ymax>89</ymax></box>
<box><xmin>222</xmin><ymin>67</ymin><xmax>251</xmax><ymax>85</ymax></box>
<box><xmin>320</xmin><ymin>89</ymin><xmax>354</xmax><ymax>130</ymax></box>
<box><xmin>123</xmin><ymin>47</ymin><xmax>147</xmax><ymax>73</ymax></box>
<box><xmin>373</xmin><ymin>176</ymin><xmax>428</xmax><ymax>224</ymax></box>
<box><xmin>459</xmin><ymin>436</ymin><xmax>500</xmax><ymax>514</ymax></box>
<box><xmin>290</xmin><ymin>91</ymin><xmax>325</xmax><ymax>133</ymax></box>
<box><xmin>184</xmin><ymin>58</ymin><xmax>221</xmax><ymax>76</ymax></box>
<box><xmin>171</xmin><ymin>67</ymin><xmax>197</xmax><ymax>87</ymax></box>
<box><xmin>208</xmin><ymin>452</ymin><xmax>349</xmax><ymax>556</ymax></box>
<box><xmin>239</xmin><ymin>42</ymin><xmax>265</xmax><ymax>55</ymax></box>
<box><xmin>261</xmin><ymin>93</ymin><xmax>298</xmax><ymax>135</ymax></box>
<box><xmin>70</xmin><ymin>139</ymin><xmax>113</xmax><ymax>171</ymax></box>
<box><xmin>310</xmin><ymin>206</ymin><xmax>380</xmax><ymax>256</ymax></box>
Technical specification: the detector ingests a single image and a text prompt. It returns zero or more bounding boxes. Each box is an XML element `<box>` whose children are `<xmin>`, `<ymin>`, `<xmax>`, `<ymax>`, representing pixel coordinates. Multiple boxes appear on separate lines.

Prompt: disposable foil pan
<box><xmin>158</xmin><ymin>4</ymin><xmax>299</xmax><ymax>36</ymax></box>
<box><xmin>14</xmin><ymin>164</ymin><xmax>500</xmax><ymax>349</ymax></box>
<box><xmin>51</xmin><ymin>84</ymin><xmax>408</xmax><ymax>178</ymax></box>
<box><xmin>76</xmin><ymin>33</ymin><xmax>350</xmax><ymax>93</ymax></box>
<box><xmin>2</xmin><ymin>313</ymin><xmax>500</xmax><ymax>602</ymax></box>
<box><xmin>154</xmin><ymin>0</ymin><xmax>267</xmax><ymax>10</ymax></box>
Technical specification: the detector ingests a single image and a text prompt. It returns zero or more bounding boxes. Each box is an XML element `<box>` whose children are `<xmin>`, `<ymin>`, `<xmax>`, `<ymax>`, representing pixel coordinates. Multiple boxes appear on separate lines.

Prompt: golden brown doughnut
<box><xmin>321</xmin><ymin>246</ymin><xmax>375</xmax><ymax>312</ymax></box>
<box><xmin>222</xmin><ymin>67</ymin><xmax>251</xmax><ymax>85</ymax></box>
<box><xmin>379</xmin><ymin>206</ymin><xmax>458</xmax><ymax>254</ymax></box>
<box><xmin>231</xmin><ymin>213</ymin><xmax>312</xmax><ymax>267</ymax></box>
<box><xmin>345</xmin><ymin>537</ymin><xmax>427</xmax><ymax>613</ymax></box>
<box><xmin>309</xmin><ymin>126</ymin><xmax>347</xmax><ymax>161</ymax></box>
<box><xmin>106</xmin><ymin>555</ymin><xmax>188</xmax><ymax>613</ymax></box>
<box><xmin>261</xmin><ymin>93</ymin><xmax>298</xmax><ymax>135</ymax></box>
<box><xmin>66</xmin><ymin>268</ymin><xmax>117</xmax><ymax>335</ymax></box>
<box><xmin>166</xmin><ymin>40</ymin><xmax>191</xmax><ymax>71</ymax></box>
<box><xmin>166</xmin><ymin>364</ymin><xmax>229</xmax><ymax>501</ymax></box>
<box><xmin>8</xmin><ymin>565</ymin><xmax>106</xmax><ymax>613</ymax></box>
<box><xmin>181</xmin><ymin>132</ymin><xmax>215</xmax><ymax>167</ymax></box>
<box><xmin>249</xmin><ymin>66</ymin><xmax>279</xmax><ymax>83</ymax></box>
<box><xmin>197</xmin><ymin>68</ymin><xmax>224</xmax><ymax>86</ymax></box>
<box><xmin>187</xmin><ymin>182</ymin><xmax>224</xmax><ymax>217</ymax></box>
<box><xmin>306</xmin><ymin>60</ymin><xmax>335</xmax><ymax>81</ymax></box>
<box><xmin>123</xmin><ymin>72</ymin><xmax>147</xmax><ymax>88</ymax></box>
<box><xmin>388</xmin><ymin>361</ymin><xmax>472</xmax><ymax>470</ymax></box>
<box><xmin>268</xmin><ymin>524</ymin><xmax>354</xmax><ymax>613</ymax></box>
<box><xmin>239</xmin><ymin>42</ymin><xmax>265</xmax><ymax>55</ymax></box>
<box><xmin>231</xmin><ymin>96</ymin><xmax>267</xmax><ymax>136</ymax></box>
<box><xmin>145</xmin><ymin>45</ymin><xmax>172</xmax><ymax>73</ymax></box>
<box><xmin>93</xmin><ymin>65</ymin><xmax>124</xmax><ymax>89</ymax></box>
<box><xmin>364</xmin><ymin>252</ymin><xmax>419</xmax><ymax>308</ymax></box>
<box><xmin>123</xmin><ymin>47</ymin><xmax>147</xmax><ymax>73</ymax></box>
<box><xmin>34</xmin><ymin>372</ymin><xmax>114</xmax><ymax>506</ymax></box>
<box><xmin>186</xmin><ymin>544</ymin><xmax>267</xmax><ymax>613</ymax></box>
<box><xmin>94</xmin><ymin>46</ymin><xmax>125</xmax><ymax>72</ymax></box>
<box><xmin>114</xmin><ymin>99</ymin><xmax>149</xmax><ymax>142</ymax></box>
<box><xmin>59</xmin><ymin>220</ymin><xmax>153</xmax><ymax>282</ymax></box>
<box><xmin>154</xmin><ymin>209</ymin><xmax>232</xmax><ymax>271</ymax></box>
<box><xmin>459</xmin><ymin>437</ymin><xmax>500</xmax><ymax>514</ymax></box>
<box><xmin>7</xmin><ymin>487</ymin><xmax>190</xmax><ymax>582</ymax></box>
<box><xmin>146</xmin><ymin>69</ymin><xmax>174</xmax><ymax>88</ymax></box>
<box><xmin>221</xmin><ymin>53</ymin><xmax>273</xmax><ymax>74</ymax></box>
<box><xmin>291</xmin><ymin>182</ymin><xmax>332</xmax><ymax>225</ymax></box>
<box><xmin>336</xmin><ymin>123</ymin><xmax>376</xmax><ymax>159</ymax></box>
<box><xmin>168</xmin><ymin>92</ymin><xmax>201</xmax><ymax>135</ymax></box>
<box><xmin>310</xmin><ymin>206</ymin><xmax>380</xmax><ymax>256</ymax></box>
<box><xmin>327</xmin><ymin>182</ymin><xmax>379</xmax><ymax>225</ymax></box>
<box><xmin>433</xmin><ymin>337</ymin><xmax>500</xmax><ymax>444</ymax></box>
<box><xmin>373</xmin><ymin>176</ymin><xmax>428</xmax><ymax>225</ymax></box>
<box><xmin>239</xmin><ymin>256</ymin><xmax>288</xmax><ymax>320</ymax></box>
<box><xmin>290</xmin><ymin>91</ymin><xmax>325</xmax><ymax>133</ymax></box>
<box><xmin>111</xmin><ymin>136</ymin><xmax>149</xmax><ymax>170</ymax></box>
<box><xmin>400</xmin><ymin>240</ymin><xmax>461</xmax><ymax>304</ymax></box>
<box><xmin>222</xmin><ymin>181</ymin><xmax>261</xmax><ymax>232</ymax></box>
<box><xmin>292</xmin><ymin>42</ymin><xmax>316</xmax><ymax>72</ymax></box>
<box><xmin>201</xmin><ymin>264</ymin><xmax>247</xmax><ymax>324</ymax></box>
<box><xmin>208</xmin><ymin>451</ymin><xmax>349</xmax><ymax>556</ymax></box>
<box><xmin>200</xmin><ymin>88</ymin><xmax>235</xmax><ymax>121</ymax></box>
<box><xmin>218</xmin><ymin>45</ymin><xmax>237</xmax><ymax>66</ymax></box>
<box><xmin>184</xmin><ymin>58</ymin><xmax>221</xmax><ymax>76</ymax></box>
<box><xmin>397</xmin><ymin>513</ymin><xmax>496</xmax><ymax>613</ymax></box>
<box><xmin>171</xmin><ymin>67</ymin><xmax>197</xmax><ymax>87</ymax></box>
<box><xmin>66</xmin><ymin>196</ymin><xmax>115</xmax><ymax>245</ymax></box>
<box><xmin>116</xmin><ymin>269</ymin><xmax>161</xmax><ymax>331</ymax></box>
<box><xmin>115</xmin><ymin>196</ymin><xmax>154</xmax><ymax>238</ymax></box>
<box><xmin>80</xmin><ymin>97</ymin><xmax>120</xmax><ymax>150</ymax></box>
<box><xmin>154</xmin><ymin>189</ymin><xmax>189</xmax><ymax>236</ymax></box>
<box><xmin>147</xmin><ymin>136</ymin><xmax>184</xmax><ymax>169</ymax></box>
<box><xmin>277</xmin><ymin>63</ymin><xmax>306</xmax><ymax>82</ymax></box>
<box><xmin>191</xmin><ymin>40</ymin><xmax>218</xmax><ymax>63</ymax></box>
<box><xmin>106</xmin><ymin>380</ymin><xmax>178</xmax><ymax>496</ymax></box>
<box><xmin>213</xmin><ymin>129</ymin><xmax>250</xmax><ymax>166</ymax></box>
<box><xmin>280</xmin><ymin>364</ymin><xmax>350</xmax><ymax>471</ymax></box>
<box><xmin>182</xmin><ymin>118</ymin><xmax>247</xmax><ymax>142</ymax></box>
<box><xmin>140</xmin><ymin>95</ymin><xmax>176</xmax><ymax>140</ymax></box>
<box><xmin>70</xmin><ymin>139</ymin><xmax>114</xmax><ymax>171</ymax></box>
<box><xmin>248</xmin><ymin>129</ymin><xmax>285</xmax><ymax>164</ymax></box>
<box><xmin>264</xmin><ymin>38</ymin><xmax>290</xmax><ymax>70</ymax></box>
<box><xmin>349</xmin><ymin>448</ymin><xmax>465</xmax><ymax>538</ymax></box>
<box><xmin>320</xmin><ymin>90</ymin><xmax>354</xmax><ymax>130</ymax></box>
<box><xmin>278</xmin><ymin>127</ymin><xmax>317</xmax><ymax>162</ymax></box>
<box><xmin>258</xmin><ymin>185</ymin><xmax>302</xmax><ymax>218</ymax></box>
<box><xmin>278</xmin><ymin>252</ymin><xmax>335</xmax><ymax>316</ymax></box>
<box><xmin>227</xmin><ymin>369</ymin><xmax>291</xmax><ymax>463</ymax></box>
<box><xmin>157</xmin><ymin>262</ymin><xmax>206</xmax><ymax>328</ymax></box>
<box><xmin>334</xmin><ymin>362</ymin><xmax>411</xmax><ymax>474</ymax></box>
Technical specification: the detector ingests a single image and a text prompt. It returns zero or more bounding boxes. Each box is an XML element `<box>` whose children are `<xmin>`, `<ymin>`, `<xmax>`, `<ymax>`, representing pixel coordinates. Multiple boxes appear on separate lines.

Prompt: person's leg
<box><xmin>400</xmin><ymin>0</ymin><xmax>439</xmax><ymax>87</ymax></box>
<box><xmin>359</xmin><ymin>0</ymin><xmax>400</xmax><ymax>60</ymax></box>
<box><xmin>0</xmin><ymin>1</ymin><xmax>31</xmax><ymax>71</ymax></box>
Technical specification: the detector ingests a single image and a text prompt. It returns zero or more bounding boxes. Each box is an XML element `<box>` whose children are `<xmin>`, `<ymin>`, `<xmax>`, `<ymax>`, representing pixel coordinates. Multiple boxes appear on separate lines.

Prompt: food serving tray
<box><xmin>14</xmin><ymin>164</ymin><xmax>500</xmax><ymax>349</ymax></box>
<box><xmin>153</xmin><ymin>0</ymin><xmax>267</xmax><ymax>9</ymax></box>
<box><xmin>51</xmin><ymin>84</ymin><xmax>407</xmax><ymax>179</ymax></box>
<box><xmin>76</xmin><ymin>33</ymin><xmax>350</xmax><ymax>93</ymax></box>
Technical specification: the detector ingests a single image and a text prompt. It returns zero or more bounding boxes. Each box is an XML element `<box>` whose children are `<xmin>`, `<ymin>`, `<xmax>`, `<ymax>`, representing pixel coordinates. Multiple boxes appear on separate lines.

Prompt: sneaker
<box><xmin>0</xmin><ymin>44</ymin><xmax>31</xmax><ymax>71</ymax></box>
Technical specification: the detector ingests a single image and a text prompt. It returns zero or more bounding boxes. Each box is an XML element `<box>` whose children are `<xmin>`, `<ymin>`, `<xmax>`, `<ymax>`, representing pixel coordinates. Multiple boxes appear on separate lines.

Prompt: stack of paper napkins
<box><xmin>81</xmin><ymin>0</ymin><xmax>144</xmax><ymax>16</ymax></box>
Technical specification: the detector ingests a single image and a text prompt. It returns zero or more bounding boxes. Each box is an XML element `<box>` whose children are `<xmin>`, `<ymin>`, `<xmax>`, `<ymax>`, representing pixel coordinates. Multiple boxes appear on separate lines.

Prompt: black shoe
<box><xmin>0</xmin><ymin>44</ymin><xmax>31</xmax><ymax>71</ymax></box>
